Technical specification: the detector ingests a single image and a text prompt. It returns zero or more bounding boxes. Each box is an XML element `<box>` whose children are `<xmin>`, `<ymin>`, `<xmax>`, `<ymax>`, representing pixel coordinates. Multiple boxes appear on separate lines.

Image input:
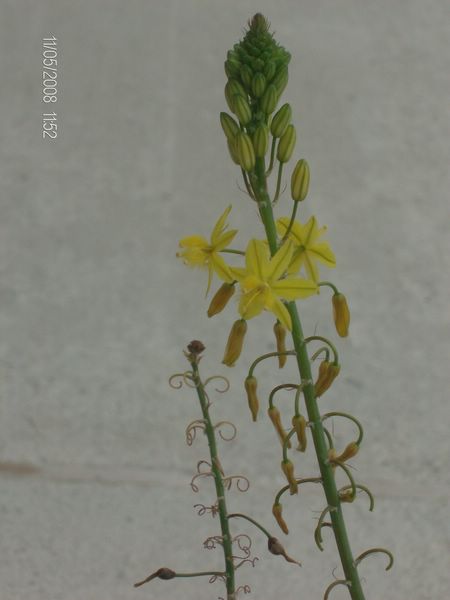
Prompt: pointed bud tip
<box><xmin>248</xmin><ymin>14</ymin><xmax>270</xmax><ymax>33</ymax></box>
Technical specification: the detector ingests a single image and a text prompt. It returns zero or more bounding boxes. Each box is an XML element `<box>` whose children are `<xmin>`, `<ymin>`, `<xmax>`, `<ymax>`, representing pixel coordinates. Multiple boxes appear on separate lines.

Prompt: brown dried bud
<box><xmin>273</xmin><ymin>321</ymin><xmax>287</xmax><ymax>368</ymax></box>
<box><xmin>268</xmin><ymin>406</ymin><xmax>291</xmax><ymax>448</ymax></box>
<box><xmin>281</xmin><ymin>459</ymin><xmax>298</xmax><ymax>495</ymax></box>
<box><xmin>291</xmin><ymin>414</ymin><xmax>307</xmax><ymax>452</ymax></box>
<box><xmin>272</xmin><ymin>502</ymin><xmax>289</xmax><ymax>534</ymax></box>
<box><xmin>187</xmin><ymin>340</ymin><xmax>205</xmax><ymax>356</ymax></box>
<box><xmin>134</xmin><ymin>567</ymin><xmax>176</xmax><ymax>588</ymax></box>
<box><xmin>207</xmin><ymin>283</ymin><xmax>235</xmax><ymax>317</ymax></box>
<box><xmin>244</xmin><ymin>376</ymin><xmax>259</xmax><ymax>421</ymax></box>
<box><xmin>268</xmin><ymin>537</ymin><xmax>301</xmax><ymax>566</ymax></box>
<box><xmin>336</xmin><ymin>441</ymin><xmax>359</xmax><ymax>463</ymax></box>
<box><xmin>222</xmin><ymin>319</ymin><xmax>247</xmax><ymax>367</ymax></box>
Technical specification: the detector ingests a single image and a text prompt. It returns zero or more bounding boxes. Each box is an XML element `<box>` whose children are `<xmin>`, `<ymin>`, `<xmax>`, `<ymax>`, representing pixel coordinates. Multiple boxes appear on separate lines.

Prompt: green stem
<box><xmin>228</xmin><ymin>512</ymin><xmax>272</xmax><ymax>539</ymax></box>
<box><xmin>191</xmin><ymin>359</ymin><xmax>235</xmax><ymax>598</ymax></box>
<box><xmin>251</xmin><ymin>161</ymin><xmax>366</xmax><ymax>600</ymax></box>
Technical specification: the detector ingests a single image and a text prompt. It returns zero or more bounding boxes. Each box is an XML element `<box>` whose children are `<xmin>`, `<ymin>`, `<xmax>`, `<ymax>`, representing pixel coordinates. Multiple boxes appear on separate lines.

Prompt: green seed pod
<box><xmin>252</xmin><ymin>123</ymin><xmax>269</xmax><ymax>157</ymax></box>
<box><xmin>225</xmin><ymin>79</ymin><xmax>246</xmax><ymax>111</ymax></box>
<box><xmin>270</xmin><ymin>103</ymin><xmax>292</xmax><ymax>138</ymax></box>
<box><xmin>232</xmin><ymin>94</ymin><xmax>252</xmax><ymax>125</ymax></box>
<box><xmin>251</xmin><ymin>72</ymin><xmax>266</xmax><ymax>98</ymax></box>
<box><xmin>291</xmin><ymin>159</ymin><xmax>310</xmax><ymax>201</ymax></box>
<box><xmin>273</xmin><ymin>66</ymin><xmax>289</xmax><ymax>96</ymax></box>
<box><xmin>277</xmin><ymin>124</ymin><xmax>296</xmax><ymax>163</ymax></box>
<box><xmin>260</xmin><ymin>83</ymin><xmax>278</xmax><ymax>114</ymax></box>
<box><xmin>220</xmin><ymin>112</ymin><xmax>240</xmax><ymax>142</ymax></box>
<box><xmin>224</xmin><ymin>58</ymin><xmax>241</xmax><ymax>79</ymax></box>
<box><xmin>240</xmin><ymin>64</ymin><xmax>253</xmax><ymax>88</ymax></box>
<box><xmin>264</xmin><ymin>60</ymin><xmax>277</xmax><ymax>81</ymax></box>
<box><xmin>235</xmin><ymin>131</ymin><xmax>256</xmax><ymax>171</ymax></box>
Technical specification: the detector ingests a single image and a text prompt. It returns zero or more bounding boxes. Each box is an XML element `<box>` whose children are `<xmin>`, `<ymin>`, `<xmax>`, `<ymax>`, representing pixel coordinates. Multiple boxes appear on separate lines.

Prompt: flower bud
<box><xmin>240</xmin><ymin>64</ymin><xmax>253</xmax><ymax>88</ymax></box>
<box><xmin>220</xmin><ymin>112</ymin><xmax>240</xmax><ymax>142</ymax></box>
<box><xmin>292</xmin><ymin>414</ymin><xmax>307</xmax><ymax>452</ymax></box>
<box><xmin>252</xmin><ymin>72</ymin><xmax>266</xmax><ymax>97</ymax></box>
<box><xmin>291</xmin><ymin>159</ymin><xmax>310</xmax><ymax>202</ymax></box>
<box><xmin>281</xmin><ymin>459</ymin><xmax>298</xmax><ymax>495</ymax></box>
<box><xmin>235</xmin><ymin>131</ymin><xmax>256</xmax><ymax>171</ymax></box>
<box><xmin>273</xmin><ymin>321</ymin><xmax>287</xmax><ymax>368</ymax></box>
<box><xmin>244</xmin><ymin>376</ymin><xmax>259</xmax><ymax>421</ymax></box>
<box><xmin>272</xmin><ymin>502</ymin><xmax>289</xmax><ymax>534</ymax></box>
<box><xmin>222</xmin><ymin>319</ymin><xmax>247</xmax><ymax>367</ymax></box>
<box><xmin>272</xmin><ymin>66</ymin><xmax>289</xmax><ymax>96</ymax></box>
<box><xmin>270</xmin><ymin>103</ymin><xmax>292</xmax><ymax>138</ymax></box>
<box><xmin>260</xmin><ymin>83</ymin><xmax>278</xmax><ymax>114</ymax></box>
<box><xmin>332</xmin><ymin>293</ymin><xmax>350</xmax><ymax>337</ymax></box>
<box><xmin>336</xmin><ymin>441</ymin><xmax>359</xmax><ymax>463</ymax></box>
<box><xmin>264</xmin><ymin>60</ymin><xmax>277</xmax><ymax>81</ymax></box>
<box><xmin>225</xmin><ymin>79</ymin><xmax>246</xmax><ymax>111</ymax></box>
<box><xmin>252</xmin><ymin>123</ymin><xmax>269</xmax><ymax>157</ymax></box>
<box><xmin>207</xmin><ymin>282</ymin><xmax>235</xmax><ymax>317</ymax></box>
<box><xmin>268</xmin><ymin>406</ymin><xmax>291</xmax><ymax>448</ymax></box>
<box><xmin>314</xmin><ymin>360</ymin><xmax>340</xmax><ymax>397</ymax></box>
<box><xmin>227</xmin><ymin>139</ymin><xmax>240</xmax><ymax>165</ymax></box>
<box><xmin>277</xmin><ymin>124</ymin><xmax>296</xmax><ymax>163</ymax></box>
<box><xmin>232</xmin><ymin>94</ymin><xmax>252</xmax><ymax>125</ymax></box>
<box><xmin>267</xmin><ymin>536</ymin><xmax>301</xmax><ymax>566</ymax></box>
<box><xmin>224</xmin><ymin>58</ymin><xmax>241</xmax><ymax>79</ymax></box>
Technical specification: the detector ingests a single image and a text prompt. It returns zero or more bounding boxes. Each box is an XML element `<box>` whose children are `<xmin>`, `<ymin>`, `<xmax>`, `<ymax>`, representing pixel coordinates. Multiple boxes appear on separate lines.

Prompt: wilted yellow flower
<box><xmin>273</xmin><ymin>321</ymin><xmax>287</xmax><ymax>368</ymax></box>
<box><xmin>281</xmin><ymin>459</ymin><xmax>298</xmax><ymax>495</ymax></box>
<box><xmin>207</xmin><ymin>283</ymin><xmax>235</xmax><ymax>317</ymax></box>
<box><xmin>244</xmin><ymin>376</ymin><xmax>259</xmax><ymax>421</ymax></box>
<box><xmin>272</xmin><ymin>502</ymin><xmax>289</xmax><ymax>534</ymax></box>
<box><xmin>232</xmin><ymin>239</ymin><xmax>317</xmax><ymax>330</ymax></box>
<box><xmin>276</xmin><ymin>215</ymin><xmax>336</xmax><ymax>283</ymax></box>
<box><xmin>332</xmin><ymin>292</ymin><xmax>350</xmax><ymax>337</ymax></box>
<box><xmin>222</xmin><ymin>319</ymin><xmax>247</xmax><ymax>367</ymax></box>
<box><xmin>177</xmin><ymin>206</ymin><xmax>237</xmax><ymax>294</ymax></box>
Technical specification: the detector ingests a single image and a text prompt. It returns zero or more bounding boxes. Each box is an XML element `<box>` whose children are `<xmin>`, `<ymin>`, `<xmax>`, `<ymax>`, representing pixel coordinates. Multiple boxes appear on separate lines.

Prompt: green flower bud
<box><xmin>252</xmin><ymin>123</ymin><xmax>269</xmax><ymax>157</ymax></box>
<box><xmin>264</xmin><ymin>60</ymin><xmax>277</xmax><ymax>81</ymax></box>
<box><xmin>270</xmin><ymin>103</ymin><xmax>292</xmax><ymax>138</ymax></box>
<box><xmin>235</xmin><ymin>131</ymin><xmax>256</xmax><ymax>171</ymax></box>
<box><xmin>220</xmin><ymin>112</ymin><xmax>240</xmax><ymax>142</ymax></box>
<box><xmin>277</xmin><ymin>124</ymin><xmax>296</xmax><ymax>163</ymax></box>
<box><xmin>291</xmin><ymin>159</ymin><xmax>310</xmax><ymax>201</ymax></box>
<box><xmin>240</xmin><ymin>64</ymin><xmax>253</xmax><ymax>88</ymax></box>
<box><xmin>224</xmin><ymin>58</ymin><xmax>241</xmax><ymax>79</ymax></box>
<box><xmin>227</xmin><ymin>139</ymin><xmax>240</xmax><ymax>165</ymax></box>
<box><xmin>273</xmin><ymin>66</ymin><xmax>289</xmax><ymax>96</ymax></box>
<box><xmin>251</xmin><ymin>72</ymin><xmax>266</xmax><ymax>98</ymax></box>
<box><xmin>260</xmin><ymin>83</ymin><xmax>278</xmax><ymax>114</ymax></box>
<box><xmin>225</xmin><ymin>79</ymin><xmax>246</xmax><ymax>111</ymax></box>
<box><xmin>232</xmin><ymin>94</ymin><xmax>252</xmax><ymax>125</ymax></box>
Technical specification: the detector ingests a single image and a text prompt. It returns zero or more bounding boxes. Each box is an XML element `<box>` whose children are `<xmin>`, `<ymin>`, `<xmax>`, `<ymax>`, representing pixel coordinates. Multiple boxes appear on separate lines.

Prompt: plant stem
<box><xmin>190</xmin><ymin>358</ymin><xmax>236</xmax><ymax>599</ymax></box>
<box><xmin>251</xmin><ymin>156</ymin><xmax>366</xmax><ymax>600</ymax></box>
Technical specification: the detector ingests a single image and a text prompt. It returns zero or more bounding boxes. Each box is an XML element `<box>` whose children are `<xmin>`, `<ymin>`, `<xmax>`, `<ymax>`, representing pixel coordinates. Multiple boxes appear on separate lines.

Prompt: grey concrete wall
<box><xmin>1</xmin><ymin>1</ymin><xmax>449</xmax><ymax>599</ymax></box>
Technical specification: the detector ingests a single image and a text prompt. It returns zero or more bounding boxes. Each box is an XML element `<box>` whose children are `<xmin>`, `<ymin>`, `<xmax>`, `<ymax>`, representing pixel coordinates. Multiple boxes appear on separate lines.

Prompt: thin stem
<box><xmin>252</xmin><ymin>160</ymin><xmax>367</xmax><ymax>600</ymax></box>
<box><xmin>273</xmin><ymin>161</ymin><xmax>284</xmax><ymax>204</ymax></box>
<box><xmin>228</xmin><ymin>512</ymin><xmax>272</xmax><ymax>539</ymax></box>
<box><xmin>221</xmin><ymin>248</ymin><xmax>245</xmax><ymax>256</ymax></box>
<box><xmin>280</xmin><ymin>200</ymin><xmax>300</xmax><ymax>244</ymax></box>
<box><xmin>318</xmin><ymin>281</ymin><xmax>339</xmax><ymax>295</ymax></box>
<box><xmin>175</xmin><ymin>571</ymin><xmax>226</xmax><ymax>579</ymax></box>
<box><xmin>266</xmin><ymin>137</ymin><xmax>277</xmax><ymax>176</ymax></box>
<box><xmin>190</xmin><ymin>358</ymin><xmax>235</xmax><ymax>598</ymax></box>
<box><xmin>248</xmin><ymin>350</ymin><xmax>296</xmax><ymax>378</ymax></box>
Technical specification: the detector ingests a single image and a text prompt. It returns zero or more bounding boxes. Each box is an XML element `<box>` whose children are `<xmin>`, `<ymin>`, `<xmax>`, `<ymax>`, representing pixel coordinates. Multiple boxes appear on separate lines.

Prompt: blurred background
<box><xmin>1</xmin><ymin>1</ymin><xmax>449</xmax><ymax>598</ymax></box>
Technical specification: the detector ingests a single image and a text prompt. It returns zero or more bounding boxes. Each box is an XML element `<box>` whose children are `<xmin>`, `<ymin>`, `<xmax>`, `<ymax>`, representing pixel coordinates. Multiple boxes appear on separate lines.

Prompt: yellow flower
<box><xmin>177</xmin><ymin>206</ymin><xmax>237</xmax><ymax>293</ymax></box>
<box><xmin>276</xmin><ymin>216</ymin><xmax>336</xmax><ymax>283</ymax></box>
<box><xmin>232</xmin><ymin>239</ymin><xmax>317</xmax><ymax>330</ymax></box>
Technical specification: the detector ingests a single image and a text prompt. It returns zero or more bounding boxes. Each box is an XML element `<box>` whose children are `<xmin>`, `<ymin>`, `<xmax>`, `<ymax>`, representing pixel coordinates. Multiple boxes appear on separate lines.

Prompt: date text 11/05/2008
<box><xmin>42</xmin><ymin>36</ymin><xmax>58</xmax><ymax>139</ymax></box>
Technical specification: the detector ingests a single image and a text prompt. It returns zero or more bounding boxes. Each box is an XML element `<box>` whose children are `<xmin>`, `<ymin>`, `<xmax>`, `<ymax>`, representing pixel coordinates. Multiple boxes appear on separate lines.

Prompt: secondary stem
<box><xmin>190</xmin><ymin>358</ymin><xmax>236</xmax><ymax>599</ymax></box>
<box><xmin>251</xmin><ymin>156</ymin><xmax>366</xmax><ymax>600</ymax></box>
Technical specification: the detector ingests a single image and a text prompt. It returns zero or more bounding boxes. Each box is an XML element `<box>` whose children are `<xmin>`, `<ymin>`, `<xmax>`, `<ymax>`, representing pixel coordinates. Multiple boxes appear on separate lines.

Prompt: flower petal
<box><xmin>215</xmin><ymin>229</ymin><xmax>238</xmax><ymax>251</ymax></box>
<box><xmin>309</xmin><ymin>243</ymin><xmax>336</xmax><ymax>268</ymax></box>
<box><xmin>211</xmin><ymin>252</ymin><xmax>234</xmax><ymax>283</ymax></box>
<box><xmin>267</xmin><ymin>241</ymin><xmax>293</xmax><ymax>282</ymax></box>
<box><xmin>179</xmin><ymin>235</ymin><xmax>208</xmax><ymax>248</ymax></box>
<box><xmin>211</xmin><ymin>205</ymin><xmax>232</xmax><ymax>245</ymax></box>
<box><xmin>239</xmin><ymin>287</ymin><xmax>267</xmax><ymax>320</ymax></box>
<box><xmin>272</xmin><ymin>277</ymin><xmax>318</xmax><ymax>300</ymax></box>
<box><xmin>246</xmin><ymin>239</ymin><xmax>269</xmax><ymax>280</ymax></box>
<box><xmin>276</xmin><ymin>217</ymin><xmax>304</xmax><ymax>246</ymax></box>
<box><xmin>265</xmin><ymin>294</ymin><xmax>292</xmax><ymax>330</ymax></box>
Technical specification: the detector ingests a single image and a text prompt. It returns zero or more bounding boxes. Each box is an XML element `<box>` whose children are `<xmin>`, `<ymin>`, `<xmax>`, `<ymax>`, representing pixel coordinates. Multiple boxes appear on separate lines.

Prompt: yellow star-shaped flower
<box><xmin>232</xmin><ymin>239</ymin><xmax>317</xmax><ymax>330</ymax></box>
<box><xmin>276</xmin><ymin>216</ymin><xmax>336</xmax><ymax>283</ymax></box>
<box><xmin>177</xmin><ymin>206</ymin><xmax>237</xmax><ymax>294</ymax></box>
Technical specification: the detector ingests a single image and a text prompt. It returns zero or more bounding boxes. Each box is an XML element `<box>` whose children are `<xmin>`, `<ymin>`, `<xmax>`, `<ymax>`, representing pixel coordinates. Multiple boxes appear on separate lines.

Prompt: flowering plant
<box><xmin>136</xmin><ymin>14</ymin><xmax>392</xmax><ymax>600</ymax></box>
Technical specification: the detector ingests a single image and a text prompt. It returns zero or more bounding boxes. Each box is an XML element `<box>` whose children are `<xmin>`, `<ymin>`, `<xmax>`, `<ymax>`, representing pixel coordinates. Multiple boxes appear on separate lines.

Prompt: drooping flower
<box><xmin>276</xmin><ymin>216</ymin><xmax>336</xmax><ymax>283</ymax></box>
<box><xmin>177</xmin><ymin>206</ymin><xmax>237</xmax><ymax>294</ymax></box>
<box><xmin>232</xmin><ymin>239</ymin><xmax>317</xmax><ymax>330</ymax></box>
